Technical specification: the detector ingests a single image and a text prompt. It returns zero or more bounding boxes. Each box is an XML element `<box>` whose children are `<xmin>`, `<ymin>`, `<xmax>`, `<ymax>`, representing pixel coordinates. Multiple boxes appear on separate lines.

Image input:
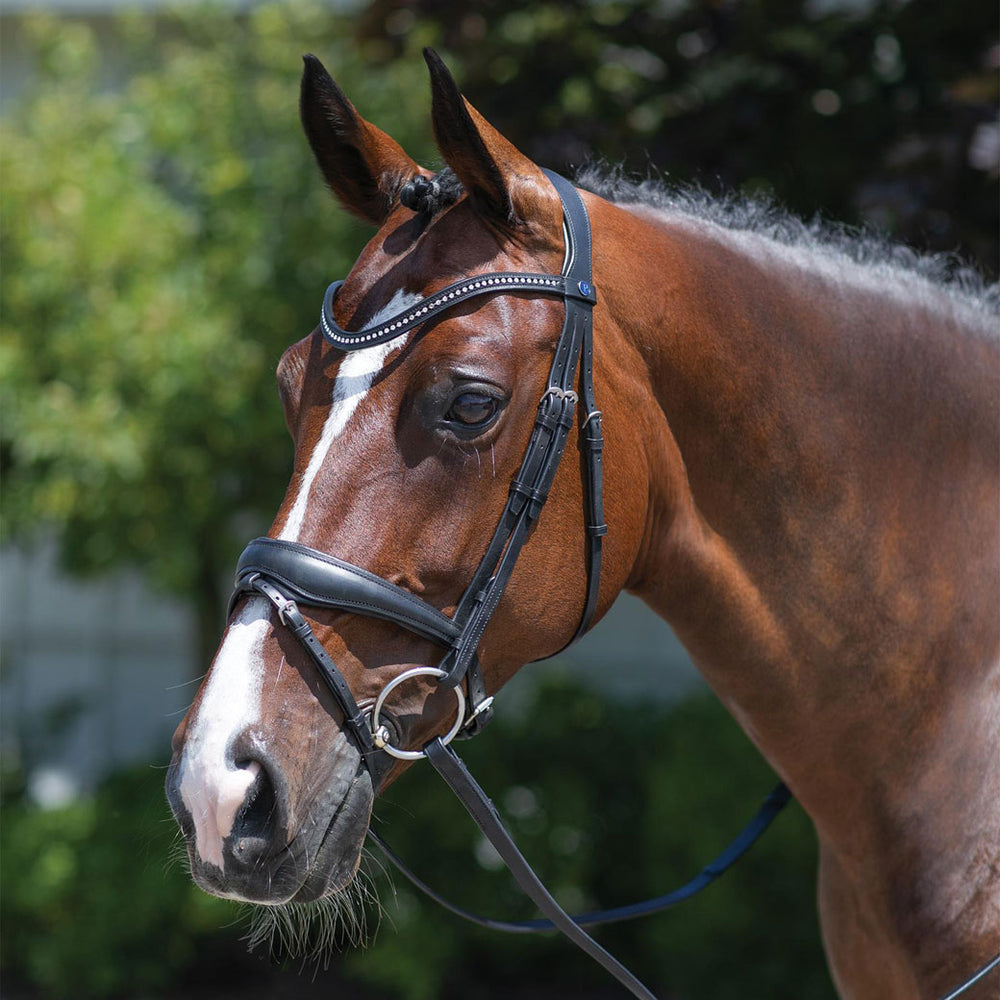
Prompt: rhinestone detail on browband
<box><xmin>320</xmin><ymin>272</ymin><xmax>590</xmax><ymax>350</ymax></box>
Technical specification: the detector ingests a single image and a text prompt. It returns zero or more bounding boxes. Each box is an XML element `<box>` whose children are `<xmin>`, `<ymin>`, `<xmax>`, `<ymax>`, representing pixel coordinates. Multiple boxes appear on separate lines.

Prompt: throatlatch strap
<box><xmin>424</xmin><ymin>739</ymin><xmax>659</xmax><ymax>1000</ymax></box>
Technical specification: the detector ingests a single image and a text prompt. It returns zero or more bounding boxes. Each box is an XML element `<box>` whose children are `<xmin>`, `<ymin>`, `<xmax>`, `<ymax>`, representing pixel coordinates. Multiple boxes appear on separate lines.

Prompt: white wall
<box><xmin>1</xmin><ymin>543</ymin><xmax>198</xmax><ymax>799</ymax></box>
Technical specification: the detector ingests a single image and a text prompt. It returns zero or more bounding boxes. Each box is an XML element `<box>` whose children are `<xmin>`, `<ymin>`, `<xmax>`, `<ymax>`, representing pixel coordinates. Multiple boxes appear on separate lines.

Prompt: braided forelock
<box><xmin>399</xmin><ymin>167</ymin><xmax>465</xmax><ymax>221</ymax></box>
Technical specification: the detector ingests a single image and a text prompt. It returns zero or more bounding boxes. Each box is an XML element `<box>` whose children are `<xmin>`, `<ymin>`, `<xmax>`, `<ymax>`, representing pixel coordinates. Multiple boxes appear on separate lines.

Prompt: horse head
<box><xmin>166</xmin><ymin>51</ymin><xmax>647</xmax><ymax>905</ymax></box>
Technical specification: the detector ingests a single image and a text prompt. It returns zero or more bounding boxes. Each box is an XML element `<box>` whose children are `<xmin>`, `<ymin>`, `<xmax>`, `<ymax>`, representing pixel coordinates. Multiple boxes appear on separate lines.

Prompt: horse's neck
<box><xmin>599</xmin><ymin>202</ymin><xmax>1000</xmax><ymax>851</ymax></box>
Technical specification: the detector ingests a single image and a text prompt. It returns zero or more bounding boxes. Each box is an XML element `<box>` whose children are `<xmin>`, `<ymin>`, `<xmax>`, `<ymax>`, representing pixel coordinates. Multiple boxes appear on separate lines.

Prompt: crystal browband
<box><xmin>320</xmin><ymin>272</ymin><xmax>596</xmax><ymax>351</ymax></box>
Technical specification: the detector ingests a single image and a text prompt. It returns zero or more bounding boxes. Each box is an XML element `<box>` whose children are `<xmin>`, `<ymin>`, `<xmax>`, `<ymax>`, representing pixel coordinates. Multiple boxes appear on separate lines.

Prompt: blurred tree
<box><xmin>3</xmin><ymin>0</ymin><xmax>994</xmax><ymax>669</ymax></box>
<box><xmin>0</xmin><ymin>4</ymin><xmax>439</xmax><ymax>667</ymax></box>
<box><xmin>361</xmin><ymin>0</ymin><xmax>998</xmax><ymax>276</ymax></box>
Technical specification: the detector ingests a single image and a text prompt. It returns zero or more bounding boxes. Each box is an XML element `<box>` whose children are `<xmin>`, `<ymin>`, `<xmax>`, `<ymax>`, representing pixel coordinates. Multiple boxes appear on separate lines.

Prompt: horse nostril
<box><xmin>229</xmin><ymin>759</ymin><xmax>280</xmax><ymax>862</ymax></box>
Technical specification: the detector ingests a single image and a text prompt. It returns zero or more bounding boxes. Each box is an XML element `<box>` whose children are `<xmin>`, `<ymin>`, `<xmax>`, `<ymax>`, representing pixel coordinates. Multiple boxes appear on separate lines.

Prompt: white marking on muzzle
<box><xmin>179</xmin><ymin>597</ymin><xmax>270</xmax><ymax>869</ymax></box>
<box><xmin>280</xmin><ymin>289</ymin><xmax>422</xmax><ymax>543</ymax></box>
<box><xmin>177</xmin><ymin>292</ymin><xmax>422</xmax><ymax>869</ymax></box>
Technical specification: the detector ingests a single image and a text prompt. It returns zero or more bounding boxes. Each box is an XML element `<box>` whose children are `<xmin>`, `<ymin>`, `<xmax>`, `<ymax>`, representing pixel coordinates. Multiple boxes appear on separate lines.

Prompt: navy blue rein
<box><xmin>368</xmin><ymin>780</ymin><xmax>793</xmax><ymax>932</ymax></box>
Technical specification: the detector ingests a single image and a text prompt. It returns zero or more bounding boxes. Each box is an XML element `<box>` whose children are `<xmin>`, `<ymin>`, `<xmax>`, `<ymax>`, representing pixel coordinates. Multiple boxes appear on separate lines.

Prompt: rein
<box><xmin>367</xmin><ymin>779</ymin><xmax>794</xmax><ymax>933</ymax></box>
<box><xmin>226</xmin><ymin>171</ymin><xmax>998</xmax><ymax>999</ymax></box>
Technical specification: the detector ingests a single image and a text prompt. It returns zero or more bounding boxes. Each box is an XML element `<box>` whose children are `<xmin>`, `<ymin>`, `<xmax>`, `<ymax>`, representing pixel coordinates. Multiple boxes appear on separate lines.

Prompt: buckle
<box><xmin>540</xmin><ymin>386</ymin><xmax>578</xmax><ymax>407</ymax></box>
<box><xmin>249</xmin><ymin>575</ymin><xmax>301</xmax><ymax>626</ymax></box>
<box><xmin>468</xmin><ymin>695</ymin><xmax>494</xmax><ymax>722</ymax></box>
<box><xmin>457</xmin><ymin>695</ymin><xmax>495</xmax><ymax>739</ymax></box>
<box><xmin>276</xmin><ymin>597</ymin><xmax>300</xmax><ymax>627</ymax></box>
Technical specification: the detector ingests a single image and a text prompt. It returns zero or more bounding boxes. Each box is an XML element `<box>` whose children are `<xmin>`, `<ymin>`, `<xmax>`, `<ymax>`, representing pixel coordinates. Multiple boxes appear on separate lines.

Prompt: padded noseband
<box><xmin>234</xmin><ymin>538</ymin><xmax>460</xmax><ymax>647</ymax></box>
<box><xmin>231</xmin><ymin>169</ymin><xmax>603</xmax><ymax>759</ymax></box>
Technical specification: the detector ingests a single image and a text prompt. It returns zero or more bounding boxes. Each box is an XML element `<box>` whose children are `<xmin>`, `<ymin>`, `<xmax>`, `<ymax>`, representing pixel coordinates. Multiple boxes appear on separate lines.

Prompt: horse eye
<box><xmin>446</xmin><ymin>391</ymin><xmax>500</xmax><ymax>428</ymax></box>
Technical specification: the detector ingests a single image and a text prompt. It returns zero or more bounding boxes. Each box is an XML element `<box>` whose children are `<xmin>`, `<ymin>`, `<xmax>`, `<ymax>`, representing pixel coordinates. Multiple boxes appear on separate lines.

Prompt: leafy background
<box><xmin>1</xmin><ymin>0</ymin><xmax>995</xmax><ymax>997</ymax></box>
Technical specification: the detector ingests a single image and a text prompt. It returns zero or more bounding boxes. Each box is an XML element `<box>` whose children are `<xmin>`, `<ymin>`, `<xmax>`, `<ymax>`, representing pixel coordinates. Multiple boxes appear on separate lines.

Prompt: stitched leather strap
<box><xmin>239</xmin><ymin>575</ymin><xmax>389</xmax><ymax>777</ymax></box>
<box><xmin>234</xmin><ymin>537</ymin><xmax>459</xmax><ymax>647</ymax></box>
<box><xmin>441</xmin><ymin>170</ymin><xmax>603</xmax><ymax>685</ymax></box>
<box><xmin>545</xmin><ymin>170</ymin><xmax>604</xmax><ymax>647</ymax></box>
<box><xmin>232</xmin><ymin>538</ymin><xmax>494</xmax><ymax>739</ymax></box>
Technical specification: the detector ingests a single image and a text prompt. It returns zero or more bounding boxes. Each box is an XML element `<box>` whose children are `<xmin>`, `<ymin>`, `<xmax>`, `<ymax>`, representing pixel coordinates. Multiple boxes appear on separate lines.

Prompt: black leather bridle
<box><xmin>221</xmin><ymin>170</ymin><xmax>1000</xmax><ymax>1000</ymax></box>
<box><xmin>227</xmin><ymin>171</ymin><xmax>776</xmax><ymax>1000</ymax></box>
<box><xmin>231</xmin><ymin>169</ymin><xmax>604</xmax><ymax>771</ymax></box>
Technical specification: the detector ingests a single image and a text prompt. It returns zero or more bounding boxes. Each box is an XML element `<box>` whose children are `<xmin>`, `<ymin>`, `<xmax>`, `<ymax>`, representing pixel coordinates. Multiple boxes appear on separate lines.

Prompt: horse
<box><xmin>166</xmin><ymin>49</ymin><xmax>1000</xmax><ymax>999</ymax></box>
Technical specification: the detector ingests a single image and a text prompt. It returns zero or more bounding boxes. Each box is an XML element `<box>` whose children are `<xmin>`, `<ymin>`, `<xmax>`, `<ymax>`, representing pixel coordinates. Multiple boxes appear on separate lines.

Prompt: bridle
<box><xmin>224</xmin><ymin>171</ymin><xmax>998</xmax><ymax>1000</ymax></box>
<box><xmin>231</xmin><ymin>169</ymin><xmax>603</xmax><ymax>773</ymax></box>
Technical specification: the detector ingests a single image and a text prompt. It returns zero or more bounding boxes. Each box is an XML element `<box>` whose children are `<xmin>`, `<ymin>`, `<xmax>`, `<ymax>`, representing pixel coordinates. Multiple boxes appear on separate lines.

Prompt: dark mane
<box><xmin>575</xmin><ymin>164</ymin><xmax>999</xmax><ymax>316</ymax></box>
<box><xmin>400</xmin><ymin>164</ymin><xmax>997</xmax><ymax>315</ymax></box>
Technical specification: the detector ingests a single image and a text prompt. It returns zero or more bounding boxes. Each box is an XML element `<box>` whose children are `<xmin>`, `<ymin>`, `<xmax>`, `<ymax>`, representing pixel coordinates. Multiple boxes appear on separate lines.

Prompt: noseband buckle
<box><xmin>246</xmin><ymin>573</ymin><xmax>302</xmax><ymax>627</ymax></box>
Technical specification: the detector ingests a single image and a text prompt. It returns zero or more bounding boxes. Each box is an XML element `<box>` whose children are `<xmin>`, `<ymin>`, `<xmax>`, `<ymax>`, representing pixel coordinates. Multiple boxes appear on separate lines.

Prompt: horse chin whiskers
<box><xmin>241</xmin><ymin>859</ymin><xmax>384</xmax><ymax>964</ymax></box>
<box><xmin>164</xmin><ymin>826</ymin><xmax>194</xmax><ymax>877</ymax></box>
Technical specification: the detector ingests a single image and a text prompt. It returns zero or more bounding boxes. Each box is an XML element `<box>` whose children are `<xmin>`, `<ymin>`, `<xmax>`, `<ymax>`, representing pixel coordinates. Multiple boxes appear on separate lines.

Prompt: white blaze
<box><xmin>179</xmin><ymin>597</ymin><xmax>270</xmax><ymax>868</ymax></box>
<box><xmin>279</xmin><ymin>289</ymin><xmax>421</xmax><ymax>542</ymax></box>
<box><xmin>178</xmin><ymin>290</ymin><xmax>420</xmax><ymax>869</ymax></box>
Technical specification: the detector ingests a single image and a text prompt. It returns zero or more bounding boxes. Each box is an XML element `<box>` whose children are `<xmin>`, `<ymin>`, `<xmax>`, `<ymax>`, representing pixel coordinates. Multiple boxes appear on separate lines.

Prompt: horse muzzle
<box><xmin>166</xmin><ymin>732</ymin><xmax>374</xmax><ymax>904</ymax></box>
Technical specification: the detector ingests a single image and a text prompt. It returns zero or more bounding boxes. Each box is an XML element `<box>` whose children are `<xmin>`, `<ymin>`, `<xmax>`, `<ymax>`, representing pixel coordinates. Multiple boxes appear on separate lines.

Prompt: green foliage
<box><xmin>1</xmin><ymin>4</ymin><xmax>439</xmax><ymax>651</ymax></box>
<box><xmin>0</xmin><ymin>683</ymin><xmax>832</xmax><ymax>999</ymax></box>
<box><xmin>0</xmin><ymin>765</ymin><xmax>235</xmax><ymax>999</ymax></box>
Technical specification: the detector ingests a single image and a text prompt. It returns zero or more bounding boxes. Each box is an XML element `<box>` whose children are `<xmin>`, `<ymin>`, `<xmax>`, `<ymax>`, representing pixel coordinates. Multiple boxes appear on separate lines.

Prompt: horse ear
<box><xmin>299</xmin><ymin>54</ymin><xmax>427</xmax><ymax>225</ymax></box>
<box><xmin>424</xmin><ymin>48</ymin><xmax>554</xmax><ymax>230</ymax></box>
